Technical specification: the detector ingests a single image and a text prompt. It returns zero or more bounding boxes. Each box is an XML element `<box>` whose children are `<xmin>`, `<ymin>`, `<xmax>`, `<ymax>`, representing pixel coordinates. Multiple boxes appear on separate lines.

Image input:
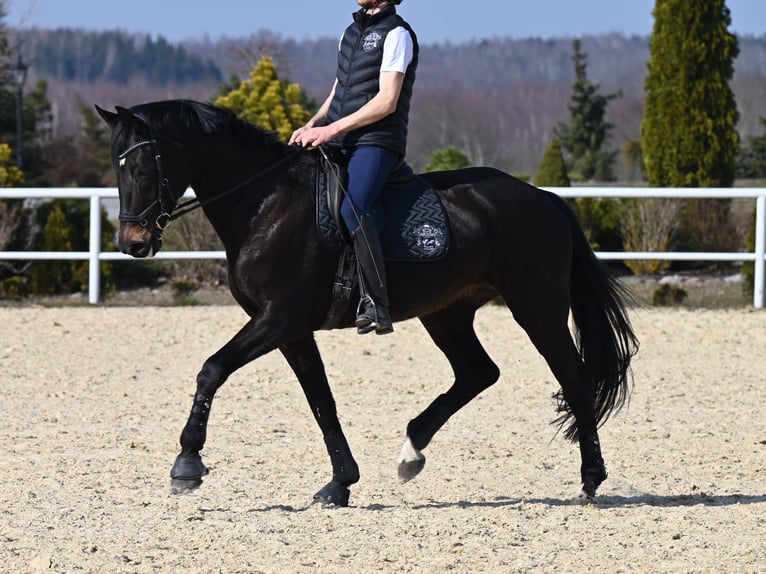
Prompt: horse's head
<box><xmin>96</xmin><ymin>104</ymin><xmax>189</xmax><ymax>258</ymax></box>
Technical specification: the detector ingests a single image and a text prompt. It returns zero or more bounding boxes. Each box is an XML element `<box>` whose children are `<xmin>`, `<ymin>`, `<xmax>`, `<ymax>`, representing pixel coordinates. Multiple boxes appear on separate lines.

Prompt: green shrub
<box><xmin>652</xmin><ymin>283</ymin><xmax>688</xmax><ymax>306</ymax></box>
<box><xmin>0</xmin><ymin>276</ymin><xmax>28</xmax><ymax>300</ymax></box>
<box><xmin>534</xmin><ymin>138</ymin><xmax>570</xmax><ymax>187</ymax></box>
<box><xmin>26</xmin><ymin>200</ymin><xmax>120</xmax><ymax>297</ymax></box>
<box><xmin>171</xmin><ymin>279</ymin><xmax>200</xmax><ymax>305</ymax></box>
<box><xmin>425</xmin><ymin>146</ymin><xmax>471</xmax><ymax>172</ymax></box>
<box><xmin>28</xmin><ymin>204</ymin><xmax>80</xmax><ymax>295</ymax></box>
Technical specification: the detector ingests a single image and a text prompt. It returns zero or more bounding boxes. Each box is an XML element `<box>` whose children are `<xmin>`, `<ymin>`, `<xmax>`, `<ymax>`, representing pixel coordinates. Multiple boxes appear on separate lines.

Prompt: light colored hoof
<box><xmin>397</xmin><ymin>438</ymin><xmax>426</xmax><ymax>483</ymax></box>
<box><xmin>572</xmin><ymin>485</ymin><xmax>596</xmax><ymax>505</ymax></box>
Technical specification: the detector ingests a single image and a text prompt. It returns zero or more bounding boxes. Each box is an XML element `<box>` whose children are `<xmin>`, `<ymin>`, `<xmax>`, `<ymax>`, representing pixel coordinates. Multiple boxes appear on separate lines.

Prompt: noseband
<box><xmin>117</xmin><ymin>136</ymin><xmax>176</xmax><ymax>240</ymax></box>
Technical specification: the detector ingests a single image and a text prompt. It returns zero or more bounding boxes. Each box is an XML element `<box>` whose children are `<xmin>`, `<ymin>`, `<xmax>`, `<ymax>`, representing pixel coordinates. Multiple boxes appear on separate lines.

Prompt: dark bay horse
<box><xmin>96</xmin><ymin>99</ymin><xmax>637</xmax><ymax>506</ymax></box>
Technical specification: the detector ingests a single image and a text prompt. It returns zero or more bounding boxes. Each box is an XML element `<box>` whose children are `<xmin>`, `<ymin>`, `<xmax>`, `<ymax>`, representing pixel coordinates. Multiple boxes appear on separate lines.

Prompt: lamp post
<box><xmin>11</xmin><ymin>53</ymin><xmax>28</xmax><ymax>169</ymax></box>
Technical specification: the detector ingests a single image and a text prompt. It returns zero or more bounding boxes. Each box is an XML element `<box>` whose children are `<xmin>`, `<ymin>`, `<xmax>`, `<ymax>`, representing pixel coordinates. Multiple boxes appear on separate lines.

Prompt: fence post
<box><xmin>754</xmin><ymin>194</ymin><xmax>765</xmax><ymax>309</ymax></box>
<box><xmin>89</xmin><ymin>194</ymin><xmax>102</xmax><ymax>304</ymax></box>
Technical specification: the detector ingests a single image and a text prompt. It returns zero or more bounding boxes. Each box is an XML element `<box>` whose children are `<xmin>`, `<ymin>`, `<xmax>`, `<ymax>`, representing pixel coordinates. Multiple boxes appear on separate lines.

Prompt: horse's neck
<box><xmin>190</xmin><ymin>144</ymin><xmax>303</xmax><ymax>250</ymax></box>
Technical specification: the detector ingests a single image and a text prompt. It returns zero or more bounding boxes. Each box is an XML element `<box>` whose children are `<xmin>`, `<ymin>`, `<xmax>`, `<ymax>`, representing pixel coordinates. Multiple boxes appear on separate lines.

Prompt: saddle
<box><xmin>315</xmin><ymin>150</ymin><xmax>450</xmax><ymax>329</ymax></box>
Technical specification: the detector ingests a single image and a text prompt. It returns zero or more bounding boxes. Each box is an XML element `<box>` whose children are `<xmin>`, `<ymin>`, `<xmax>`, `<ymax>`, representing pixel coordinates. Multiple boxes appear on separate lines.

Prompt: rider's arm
<box><xmin>322</xmin><ymin>71</ymin><xmax>404</xmax><ymax>137</ymax></box>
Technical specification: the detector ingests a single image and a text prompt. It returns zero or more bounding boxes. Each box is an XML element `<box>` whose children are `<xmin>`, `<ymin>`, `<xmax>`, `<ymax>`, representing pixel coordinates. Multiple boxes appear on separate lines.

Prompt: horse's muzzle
<box><xmin>118</xmin><ymin>224</ymin><xmax>161</xmax><ymax>258</ymax></box>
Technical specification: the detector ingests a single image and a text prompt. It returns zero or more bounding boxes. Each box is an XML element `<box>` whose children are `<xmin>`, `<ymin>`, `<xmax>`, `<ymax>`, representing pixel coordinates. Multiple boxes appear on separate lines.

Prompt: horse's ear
<box><xmin>114</xmin><ymin>105</ymin><xmax>151</xmax><ymax>138</ymax></box>
<box><xmin>95</xmin><ymin>105</ymin><xmax>118</xmax><ymax>127</ymax></box>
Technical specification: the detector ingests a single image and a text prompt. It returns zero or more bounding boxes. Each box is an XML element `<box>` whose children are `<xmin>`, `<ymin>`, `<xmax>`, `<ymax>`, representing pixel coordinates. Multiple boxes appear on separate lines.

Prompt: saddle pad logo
<box><xmin>411</xmin><ymin>223</ymin><xmax>446</xmax><ymax>255</ymax></box>
<box><xmin>362</xmin><ymin>32</ymin><xmax>383</xmax><ymax>52</ymax></box>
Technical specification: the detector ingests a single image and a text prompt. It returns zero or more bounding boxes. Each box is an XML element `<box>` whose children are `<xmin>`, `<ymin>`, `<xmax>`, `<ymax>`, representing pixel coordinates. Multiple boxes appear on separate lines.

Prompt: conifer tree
<box><xmin>533</xmin><ymin>137</ymin><xmax>570</xmax><ymax>187</ymax></box>
<box><xmin>641</xmin><ymin>0</ymin><xmax>739</xmax><ymax>187</ymax></box>
<box><xmin>29</xmin><ymin>204</ymin><xmax>77</xmax><ymax>295</ymax></box>
<box><xmin>737</xmin><ymin>117</ymin><xmax>766</xmax><ymax>179</ymax></box>
<box><xmin>215</xmin><ymin>56</ymin><xmax>312</xmax><ymax>141</ymax></box>
<box><xmin>555</xmin><ymin>39</ymin><xmax>620</xmax><ymax>182</ymax></box>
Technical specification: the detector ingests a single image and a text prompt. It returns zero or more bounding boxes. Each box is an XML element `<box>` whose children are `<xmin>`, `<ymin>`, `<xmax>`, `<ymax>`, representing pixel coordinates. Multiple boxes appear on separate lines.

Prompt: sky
<box><xmin>5</xmin><ymin>0</ymin><xmax>766</xmax><ymax>45</ymax></box>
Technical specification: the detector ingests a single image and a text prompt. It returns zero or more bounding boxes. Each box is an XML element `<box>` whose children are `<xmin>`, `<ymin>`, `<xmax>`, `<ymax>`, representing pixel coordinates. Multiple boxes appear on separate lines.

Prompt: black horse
<box><xmin>96</xmin><ymin>99</ymin><xmax>637</xmax><ymax>506</ymax></box>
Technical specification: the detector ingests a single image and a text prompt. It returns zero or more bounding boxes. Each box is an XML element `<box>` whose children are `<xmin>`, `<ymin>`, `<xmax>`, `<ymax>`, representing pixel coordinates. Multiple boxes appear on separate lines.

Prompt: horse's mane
<box><xmin>129</xmin><ymin>99</ymin><xmax>285</xmax><ymax>152</ymax></box>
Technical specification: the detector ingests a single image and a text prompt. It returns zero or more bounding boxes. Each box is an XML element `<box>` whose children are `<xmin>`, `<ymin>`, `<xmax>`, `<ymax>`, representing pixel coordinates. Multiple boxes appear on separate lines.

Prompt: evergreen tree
<box><xmin>737</xmin><ymin>117</ymin><xmax>766</xmax><ymax>179</ymax></box>
<box><xmin>425</xmin><ymin>145</ymin><xmax>471</xmax><ymax>172</ymax></box>
<box><xmin>621</xmin><ymin>140</ymin><xmax>645</xmax><ymax>181</ymax></box>
<box><xmin>555</xmin><ymin>39</ymin><xmax>620</xmax><ymax>182</ymax></box>
<box><xmin>28</xmin><ymin>199</ymin><xmax>117</xmax><ymax>295</ymax></box>
<box><xmin>535</xmin><ymin>137</ymin><xmax>620</xmax><ymax>250</ymax></box>
<box><xmin>533</xmin><ymin>137</ymin><xmax>570</xmax><ymax>187</ymax></box>
<box><xmin>29</xmin><ymin>204</ymin><xmax>77</xmax><ymax>295</ymax></box>
<box><xmin>215</xmin><ymin>56</ymin><xmax>312</xmax><ymax>141</ymax></box>
<box><xmin>641</xmin><ymin>0</ymin><xmax>740</xmax><ymax>187</ymax></box>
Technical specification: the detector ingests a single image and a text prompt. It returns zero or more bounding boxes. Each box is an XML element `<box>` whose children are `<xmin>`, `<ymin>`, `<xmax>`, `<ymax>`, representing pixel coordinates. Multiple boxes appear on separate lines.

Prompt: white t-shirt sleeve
<box><xmin>381</xmin><ymin>27</ymin><xmax>414</xmax><ymax>73</ymax></box>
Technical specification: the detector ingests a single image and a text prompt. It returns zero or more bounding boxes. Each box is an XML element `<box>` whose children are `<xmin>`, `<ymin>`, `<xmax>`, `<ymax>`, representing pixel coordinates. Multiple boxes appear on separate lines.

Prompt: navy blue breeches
<box><xmin>340</xmin><ymin>145</ymin><xmax>398</xmax><ymax>233</ymax></box>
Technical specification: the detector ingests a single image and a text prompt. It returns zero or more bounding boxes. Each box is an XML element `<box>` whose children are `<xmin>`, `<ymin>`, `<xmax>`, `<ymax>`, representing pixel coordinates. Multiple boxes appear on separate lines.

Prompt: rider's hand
<box><xmin>288</xmin><ymin>126</ymin><xmax>308</xmax><ymax>146</ymax></box>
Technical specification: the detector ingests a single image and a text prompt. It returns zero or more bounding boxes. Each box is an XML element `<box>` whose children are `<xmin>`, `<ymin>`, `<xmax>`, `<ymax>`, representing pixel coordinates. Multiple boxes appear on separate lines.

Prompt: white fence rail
<box><xmin>1</xmin><ymin>187</ymin><xmax>764</xmax><ymax>308</ymax></box>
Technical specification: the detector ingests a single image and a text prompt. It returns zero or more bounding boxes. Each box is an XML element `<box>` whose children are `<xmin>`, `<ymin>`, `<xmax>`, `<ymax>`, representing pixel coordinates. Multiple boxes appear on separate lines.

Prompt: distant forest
<box><xmin>12</xmin><ymin>28</ymin><xmax>766</xmax><ymax>177</ymax></box>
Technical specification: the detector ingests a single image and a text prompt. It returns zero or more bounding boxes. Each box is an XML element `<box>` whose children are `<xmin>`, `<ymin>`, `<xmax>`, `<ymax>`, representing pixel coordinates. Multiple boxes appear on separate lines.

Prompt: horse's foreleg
<box><xmin>280</xmin><ymin>335</ymin><xmax>359</xmax><ymax>507</ymax></box>
<box><xmin>400</xmin><ymin>307</ymin><xmax>500</xmax><ymax>482</ymax></box>
<box><xmin>170</xmin><ymin>318</ymin><xmax>275</xmax><ymax>494</ymax></box>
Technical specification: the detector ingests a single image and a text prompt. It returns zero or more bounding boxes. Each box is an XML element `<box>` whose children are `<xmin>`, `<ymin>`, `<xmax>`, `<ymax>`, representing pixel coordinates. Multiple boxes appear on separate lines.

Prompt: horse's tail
<box><xmin>551</xmin><ymin>194</ymin><xmax>639</xmax><ymax>441</ymax></box>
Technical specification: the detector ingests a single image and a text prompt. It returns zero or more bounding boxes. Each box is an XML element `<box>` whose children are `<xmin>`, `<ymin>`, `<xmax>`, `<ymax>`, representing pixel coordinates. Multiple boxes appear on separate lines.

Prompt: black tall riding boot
<box><xmin>351</xmin><ymin>217</ymin><xmax>393</xmax><ymax>335</ymax></box>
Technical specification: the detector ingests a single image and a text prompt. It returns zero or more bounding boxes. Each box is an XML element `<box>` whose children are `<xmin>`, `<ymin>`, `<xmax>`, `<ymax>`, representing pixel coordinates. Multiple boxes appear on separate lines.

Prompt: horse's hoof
<box><xmin>397</xmin><ymin>438</ymin><xmax>426</xmax><ymax>482</ymax></box>
<box><xmin>573</xmin><ymin>491</ymin><xmax>595</xmax><ymax>504</ymax></box>
<box><xmin>398</xmin><ymin>457</ymin><xmax>426</xmax><ymax>483</ymax></box>
<box><xmin>574</xmin><ymin>466</ymin><xmax>605</xmax><ymax>503</ymax></box>
<box><xmin>170</xmin><ymin>453</ymin><xmax>209</xmax><ymax>480</ymax></box>
<box><xmin>313</xmin><ymin>481</ymin><xmax>350</xmax><ymax>507</ymax></box>
<box><xmin>572</xmin><ymin>483</ymin><xmax>598</xmax><ymax>504</ymax></box>
<box><xmin>171</xmin><ymin>477</ymin><xmax>204</xmax><ymax>495</ymax></box>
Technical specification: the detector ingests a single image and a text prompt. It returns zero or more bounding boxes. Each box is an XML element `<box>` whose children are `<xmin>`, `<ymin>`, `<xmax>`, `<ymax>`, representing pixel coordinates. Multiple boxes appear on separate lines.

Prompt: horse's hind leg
<box><xmin>399</xmin><ymin>303</ymin><xmax>500</xmax><ymax>482</ymax></box>
<box><xmin>509</xmin><ymin>297</ymin><xmax>606</xmax><ymax>502</ymax></box>
<box><xmin>280</xmin><ymin>335</ymin><xmax>359</xmax><ymax>507</ymax></box>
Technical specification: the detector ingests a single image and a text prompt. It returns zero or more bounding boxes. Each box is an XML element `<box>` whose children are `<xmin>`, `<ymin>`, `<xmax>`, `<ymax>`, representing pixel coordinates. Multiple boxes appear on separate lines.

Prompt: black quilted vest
<box><xmin>326</xmin><ymin>6</ymin><xmax>418</xmax><ymax>155</ymax></box>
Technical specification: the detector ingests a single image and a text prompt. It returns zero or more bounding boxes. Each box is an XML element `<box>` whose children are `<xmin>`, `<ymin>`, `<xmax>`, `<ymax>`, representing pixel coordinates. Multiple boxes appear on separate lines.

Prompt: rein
<box><xmin>170</xmin><ymin>147</ymin><xmax>302</xmax><ymax>221</ymax></box>
<box><xmin>117</xmin><ymin>135</ymin><xmax>303</xmax><ymax>239</ymax></box>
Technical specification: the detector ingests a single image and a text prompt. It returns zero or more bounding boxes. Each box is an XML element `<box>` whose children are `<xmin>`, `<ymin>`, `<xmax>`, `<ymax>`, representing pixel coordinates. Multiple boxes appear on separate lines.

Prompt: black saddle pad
<box><xmin>316</xmin><ymin>163</ymin><xmax>450</xmax><ymax>262</ymax></box>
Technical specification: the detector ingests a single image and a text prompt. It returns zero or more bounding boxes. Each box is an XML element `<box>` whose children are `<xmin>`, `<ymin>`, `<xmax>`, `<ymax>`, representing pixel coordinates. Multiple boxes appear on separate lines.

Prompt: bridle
<box><xmin>117</xmin><ymin>132</ymin><xmax>303</xmax><ymax>241</ymax></box>
<box><xmin>117</xmin><ymin>136</ymin><xmax>175</xmax><ymax>240</ymax></box>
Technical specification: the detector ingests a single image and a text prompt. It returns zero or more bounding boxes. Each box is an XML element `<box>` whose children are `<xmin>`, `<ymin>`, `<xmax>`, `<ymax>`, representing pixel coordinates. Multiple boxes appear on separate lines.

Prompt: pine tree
<box><xmin>215</xmin><ymin>56</ymin><xmax>312</xmax><ymax>141</ymax></box>
<box><xmin>533</xmin><ymin>138</ymin><xmax>570</xmax><ymax>187</ymax></box>
<box><xmin>555</xmin><ymin>39</ymin><xmax>620</xmax><ymax>182</ymax></box>
<box><xmin>641</xmin><ymin>0</ymin><xmax>739</xmax><ymax>187</ymax></box>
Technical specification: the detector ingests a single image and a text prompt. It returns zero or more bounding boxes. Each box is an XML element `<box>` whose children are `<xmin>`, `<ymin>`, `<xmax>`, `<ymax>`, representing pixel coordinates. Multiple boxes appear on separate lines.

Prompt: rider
<box><xmin>289</xmin><ymin>0</ymin><xmax>418</xmax><ymax>335</ymax></box>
